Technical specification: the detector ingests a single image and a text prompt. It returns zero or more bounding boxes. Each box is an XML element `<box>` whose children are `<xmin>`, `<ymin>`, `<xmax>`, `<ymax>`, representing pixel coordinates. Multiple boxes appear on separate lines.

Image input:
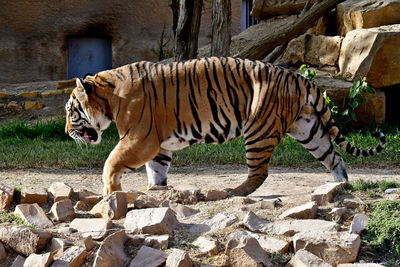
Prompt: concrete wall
<box><xmin>0</xmin><ymin>0</ymin><xmax>242</xmax><ymax>84</ymax></box>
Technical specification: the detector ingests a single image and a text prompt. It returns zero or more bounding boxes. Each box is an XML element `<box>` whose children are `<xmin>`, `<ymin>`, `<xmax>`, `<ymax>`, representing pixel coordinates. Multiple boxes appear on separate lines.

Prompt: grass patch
<box><xmin>348</xmin><ymin>180</ymin><xmax>400</xmax><ymax>192</ymax></box>
<box><xmin>0</xmin><ymin>120</ymin><xmax>400</xmax><ymax>169</ymax></box>
<box><xmin>362</xmin><ymin>200</ymin><xmax>400</xmax><ymax>261</ymax></box>
<box><xmin>0</xmin><ymin>212</ymin><xmax>33</xmax><ymax>227</ymax></box>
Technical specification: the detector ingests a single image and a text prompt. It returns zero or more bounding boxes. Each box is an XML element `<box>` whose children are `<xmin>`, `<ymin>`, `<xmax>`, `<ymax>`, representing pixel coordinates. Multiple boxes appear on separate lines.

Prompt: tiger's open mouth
<box><xmin>81</xmin><ymin>127</ymin><xmax>98</xmax><ymax>143</ymax></box>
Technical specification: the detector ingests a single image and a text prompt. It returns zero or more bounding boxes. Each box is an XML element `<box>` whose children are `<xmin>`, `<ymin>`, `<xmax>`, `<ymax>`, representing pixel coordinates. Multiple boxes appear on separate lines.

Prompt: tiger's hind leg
<box><xmin>230</xmin><ymin>131</ymin><xmax>281</xmax><ymax>196</ymax></box>
<box><xmin>145</xmin><ymin>149</ymin><xmax>173</xmax><ymax>188</ymax></box>
<box><xmin>287</xmin><ymin>104</ymin><xmax>348</xmax><ymax>182</ymax></box>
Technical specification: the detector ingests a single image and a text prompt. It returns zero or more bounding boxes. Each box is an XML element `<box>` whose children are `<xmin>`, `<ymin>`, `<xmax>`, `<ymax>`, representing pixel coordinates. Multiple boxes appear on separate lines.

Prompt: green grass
<box><xmin>349</xmin><ymin>180</ymin><xmax>400</xmax><ymax>192</ymax></box>
<box><xmin>362</xmin><ymin>200</ymin><xmax>400</xmax><ymax>260</ymax></box>
<box><xmin>0</xmin><ymin>212</ymin><xmax>33</xmax><ymax>227</ymax></box>
<box><xmin>0</xmin><ymin>120</ymin><xmax>400</xmax><ymax>169</ymax></box>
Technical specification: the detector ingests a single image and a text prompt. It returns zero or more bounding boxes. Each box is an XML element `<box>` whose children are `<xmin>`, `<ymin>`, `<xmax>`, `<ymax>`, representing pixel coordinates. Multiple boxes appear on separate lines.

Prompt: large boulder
<box><xmin>337</xmin><ymin>0</ymin><xmax>400</xmax><ymax>36</ymax></box>
<box><xmin>251</xmin><ymin>0</ymin><xmax>317</xmax><ymax>19</ymax></box>
<box><xmin>338</xmin><ymin>24</ymin><xmax>400</xmax><ymax>88</ymax></box>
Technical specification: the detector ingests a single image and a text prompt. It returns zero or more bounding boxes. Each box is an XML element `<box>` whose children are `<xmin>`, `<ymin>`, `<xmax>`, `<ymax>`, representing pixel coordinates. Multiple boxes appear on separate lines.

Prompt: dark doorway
<box><xmin>67</xmin><ymin>36</ymin><xmax>112</xmax><ymax>79</ymax></box>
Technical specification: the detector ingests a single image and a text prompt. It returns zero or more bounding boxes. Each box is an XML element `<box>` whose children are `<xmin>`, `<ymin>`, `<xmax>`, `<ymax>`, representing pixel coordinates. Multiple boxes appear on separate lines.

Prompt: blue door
<box><xmin>67</xmin><ymin>37</ymin><xmax>112</xmax><ymax>79</ymax></box>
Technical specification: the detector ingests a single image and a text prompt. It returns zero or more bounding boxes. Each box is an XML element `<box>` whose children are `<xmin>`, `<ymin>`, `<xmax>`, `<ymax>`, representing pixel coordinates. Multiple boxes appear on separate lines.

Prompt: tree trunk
<box><xmin>235</xmin><ymin>0</ymin><xmax>344</xmax><ymax>60</ymax></box>
<box><xmin>174</xmin><ymin>0</ymin><xmax>203</xmax><ymax>61</ymax></box>
<box><xmin>211</xmin><ymin>0</ymin><xmax>231</xmax><ymax>57</ymax></box>
<box><xmin>169</xmin><ymin>0</ymin><xmax>180</xmax><ymax>36</ymax></box>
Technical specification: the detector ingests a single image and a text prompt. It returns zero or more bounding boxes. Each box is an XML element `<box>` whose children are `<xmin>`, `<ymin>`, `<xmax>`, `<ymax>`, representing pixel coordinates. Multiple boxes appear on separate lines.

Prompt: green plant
<box><xmin>363</xmin><ymin>200</ymin><xmax>400</xmax><ymax>258</ymax></box>
<box><xmin>151</xmin><ymin>25</ymin><xmax>173</xmax><ymax>61</ymax></box>
<box><xmin>299</xmin><ymin>64</ymin><xmax>317</xmax><ymax>82</ymax></box>
<box><xmin>0</xmin><ymin>212</ymin><xmax>33</xmax><ymax>227</ymax></box>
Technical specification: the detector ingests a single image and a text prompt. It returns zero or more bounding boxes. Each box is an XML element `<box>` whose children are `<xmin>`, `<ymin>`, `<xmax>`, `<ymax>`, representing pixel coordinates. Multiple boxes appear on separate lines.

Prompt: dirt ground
<box><xmin>1</xmin><ymin>165</ymin><xmax>400</xmax><ymax>208</ymax></box>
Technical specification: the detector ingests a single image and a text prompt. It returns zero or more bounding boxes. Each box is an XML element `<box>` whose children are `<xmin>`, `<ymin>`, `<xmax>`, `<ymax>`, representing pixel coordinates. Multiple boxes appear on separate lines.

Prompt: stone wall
<box><xmin>0</xmin><ymin>0</ymin><xmax>242</xmax><ymax>84</ymax></box>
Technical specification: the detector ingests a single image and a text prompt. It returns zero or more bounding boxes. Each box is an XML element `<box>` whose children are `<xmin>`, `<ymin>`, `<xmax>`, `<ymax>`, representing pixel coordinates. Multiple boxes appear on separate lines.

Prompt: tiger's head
<box><xmin>65</xmin><ymin>76</ymin><xmax>112</xmax><ymax>145</ymax></box>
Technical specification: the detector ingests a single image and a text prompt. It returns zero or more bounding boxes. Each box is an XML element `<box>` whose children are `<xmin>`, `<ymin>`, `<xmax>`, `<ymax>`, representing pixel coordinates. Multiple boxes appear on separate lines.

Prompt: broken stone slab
<box><xmin>10</xmin><ymin>255</ymin><xmax>26</xmax><ymax>267</ymax></box>
<box><xmin>251</xmin><ymin>0</ymin><xmax>312</xmax><ymax>19</ymax></box>
<box><xmin>259</xmin><ymin>198</ymin><xmax>282</xmax><ymax>210</ymax></box>
<box><xmin>0</xmin><ymin>184</ymin><xmax>14</xmax><ymax>211</ymax></box>
<box><xmin>21</xmin><ymin>187</ymin><xmax>48</xmax><ymax>206</ymax></box>
<box><xmin>73</xmin><ymin>200</ymin><xmax>92</xmax><ymax>212</ymax></box>
<box><xmin>349</xmin><ymin>214</ymin><xmax>369</xmax><ymax>234</ymax></box>
<box><xmin>169</xmin><ymin>185</ymin><xmax>202</xmax><ymax>205</ymax></box>
<box><xmin>385</xmin><ymin>188</ymin><xmax>400</xmax><ymax>194</ymax></box>
<box><xmin>93</xmin><ymin>230</ymin><xmax>130</xmax><ymax>267</ymax></box>
<box><xmin>286</xmin><ymin>249</ymin><xmax>333</xmax><ymax>267</ymax></box>
<box><xmin>124</xmin><ymin>207</ymin><xmax>179</xmax><ymax>235</ymax></box>
<box><xmin>76</xmin><ymin>189</ymin><xmax>102</xmax><ymax>205</ymax></box>
<box><xmin>70</xmin><ymin>218</ymin><xmax>112</xmax><ymax>240</ymax></box>
<box><xmin>337</xmin><ymin>0</ymin><xmax>400</xmax><ymax>36</ymax></box>
<box><xmin>0</xmin><ymin>242</ymin><xmax>6</xmax><ymax>262</ymax></box>
<box><xmin>0</xmin><ymin>226</ymin><xmax>52</xmax><ymax>255</ymax></box>
<box><xmin>123</xmin><ymin>190</ymin><xmax>145</xmax><ymax>204</ymax></box>
<box><xmin>193</xmin><ymin>236</ymin><xmax>219</xmax><ymax>256</ymax></box>
<box><xmin>48</xmin><ymin>182</ymin><xmax>73</xmax><ymax>202</ymax></box>
<box><xmin>311</xmin><ymin>182</ymin><xmax>345</xmax><ymax>206</ymax></box>
<box><xmin>144</xmin><ymin>234</ymin><xmax>170</xmax><ymax>250</ymax></box>
<box><xmin>50</xmin><ymin>199</ymin><xmax>75</xmax><ymax>222</ymax></box>
<box><xmin>133</xmin><ymin>194</ymin><xmax>161</xmax><ymax>209</ymax></box>
<box><xmin>89</xmin><ymin>191</ymin><xmax>127</xmax><ymax>220</ymax></box>
<box><xmin>50</xmin><ymin>246</ymin><xmax>87</xmax><ymax>267</ymax></box>
<box><xmin>279</xmin><ymin>201</ymin><xmax>318</xmax><ymax>219</ymax></box>
<box><xmin>129</xmin><ymin>246</ymin><xmax>168</xmax><ymax>267</ymax></box>
<box><xmin>226</xmin><ymin>237</ymin><xmax>272</xmax><ymax>267</ymax></box>
<box><xmin>227</xmin><ymin>230</ymin><xmax>290</xmax><ymax>254</ymax></box>
<box><xmin>282</xmin><ymin>34</ymin><xmax>343</xmax><ymax>66</ymax></box>
<box><xmin>24</xmin><ymin>252</ymin><xmax>53</xmax><ymax>267</ymax></box>
<box><xmin>83</xmin><ymin>235</ymin><xmax>96</xmax><ymax>251</ymax></box>
<box><xmin>243</xmin><ymin>211</ymin><xmax>339</xmax><ymax>237</ymax></box>
<box><xmin>338</xmin><ymin>24</ymin><xmax>400</xmax><ymax>88</ymax></box>
<box><xmin>166</xmin><ymin>248</ymin><xmax>193</xmax><ymax>267</ymax></box>
<box><xmin>337</xmin><ymin>263</ymin><xmax>386</xmax><ymax>267</ymax></box>
<box><xmin>161</xmin><ymin>200</ymin><xmax>200</xmax><ymax>219</ymax></box>
<box><xmin>14</xmin><ymin>203</ymin><xmax>53</xmax><ymax>228</ymax></box>
<box><xmin>203</xmin><ymin>189</ymin><xmax>228</xmax><ymax>201</ymax></box>
<box><xmin>49</xmin><ymin>238</ymin><xmax>73</xmax><ymax>259</ymax></box>
<box><xmin>189</xmin><ymin>212</ymin><xmax>238</xmax><ymax>234</ymax></box>
<box><xmin>342</xmin><ymin>198</ymin><xmax>365</xmax><ymax>209</ymax></box>
<box><xmin>327</xmin><ymin>207</ymin><xmax>348</xmax><ymax>221</ymax></box>
<box><xmin>293</xmin><ymin>230</ymin><xmax>361</xmax><ymax>265</ymax></box>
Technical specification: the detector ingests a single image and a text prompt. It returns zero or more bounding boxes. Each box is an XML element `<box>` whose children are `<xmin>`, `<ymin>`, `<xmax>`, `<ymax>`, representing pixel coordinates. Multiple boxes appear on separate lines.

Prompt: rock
<box><xmin>41</xmin><ymin>90</ymin><xmax>63</xmax><ymax>97</ymax></box>
<box><xmin>337</xmin><ymin>0</ymin><xmax>400</xmax><ymax>35</ymax></box>
<box><xmin>128</xmin><ymin>235</ymin><xmax>146</xmax><ymax>246</ymax></box>
<box><xmin>73</xmin><ymin>201</ymin><xmax>92</xmax><ymax>212</ymax></box>
<box><xmin>0</xmin><ymin>242</ymin><xmax>6</xmax><ymax>262</ymax></box>
<box><xmin>50</xmin><ymin>246</ymin><xmax>87</xmax><ymax>267</ymax></box>
<box><xmin>338</xmin><ymin>24</ymin><xmax>400</xmax><ymax>88</ymax></box>
<box><xmin>89</xmin><ymin>191</ymin><xmax>127</xmax><ymax>220</ymax></box>
<box><xmin>70</xmin><ymin>218</ymin><xmax>112</xmax><ymax>240</ymax></box>
<box><xmin>279</xmin><ymin>201</ymin><xmax>318</xmax><ymax>219</ymax></box>
<box><xmin>144</xmin><ymin>235</ymin><xmax>170</xmax><ymax>250</ymax></box>
<box><xmin>50</xmin><ymin>199</ymin><xmax>75</xmax><ymax>222</ymax></box>
<box><xmin>286</xmin><ymin>249</ymin><xmax>333</xmax><ymax>267</ymax></box>
<box><xmin>169</xmin><ymin>185</ymin><xmax>202</xmax><ymax>205</ymax></box>
<box><xmin>226</xmin><ymin>237</ymin><xmax>271</xmax><ymax>267</ymax></box>
<box><xmin>49</xmin><ymin>238</ymin><xmax>73</xmax><ymax>259</ymax></box>
<box><xmin>18</xmin><ymin>91</ymin><xmax>39</xmax><ymax>98</ymax></box>
<box><xmin>259</xmin><ymin>198</ymin><xmax>282</xmax><ymax>210</ymax></box>
<box><xmin>129</xmin><ymin>246</ymin><xmax>168</xmax><ymax>267</ymax></box>
<box><xmin>123</xmin><ymin>190</ymin><xmax>145</xmax><ymax>204</ymax></box>
<box><xmin>0</xmin><ymin>226</ymin><xmax>51</xmax><ymax>255</ymax></box>
<box><xmin>311</xmin><ymin>182</ymin><xmax>345</xmax><ymax>206</ymax></box>
<box><xmin>14</xmin><ymin>203</ymin><xmax>53</xmax><ymax>228</ymax></box>
<box><xmin>243</xmin><ymin>211</ymin><xmax>339</xmax><ymax>236</ymax></box>
<box><xmin>166</xmin><ymin>249</ymin><xmax>193</xmax><ymax>267</ymax></box>
<box><xmin>10</xmin><ymin>255</ymin><xmax>26</xmax><ymax>267</ymax></box>
<box><xmin>93</xmin><ymin>230</ymin><xmax>130</xmax><ymax>267</ymax></box>
<box><xmin>77</xmin><ymin>189</ymin><xmax>102</xmax><ymax>205</ymax></box>
<box><xmin>24</xmin><ymin>252</ymin><xmax>53</xmax><ymax>267</ymax></box>
<box><xmin>83</xmin><ymin>235</ymin><xmax>96</xmax><ymax>251</ymax></box>
<box><xmin>21</xmin><ymin>188</ymin><xmax>48</xmax><ymax>206</ymax></box>
<box><xmin>0</xmin><ymin>92</ymin><xmax>11</xmax><ymax>98</ymax></box>
<box><xmin>251</xmin><ymin>0</ymin><xmax>314</xmax><ymax>19</ymax></box>
<box><xmin>133</xmin><ymin>195</ymin><xmax>161</xmax><ymax>209</ymax></box>
<box><xmin>282</xmin><ymin>34</ymin><xmax>343</xmax><ymax>66</ymax></box>
<box><xmin>227</xmin><ymin>230</ymin><xmax>290</xmax><ymax>254</ymax></box>
<box><xmin>163</xmin><ymin>201</ymin><xmax>200</xmax><ymax>219</ymax></box>
<box><xmin>57</xmin><ymin>227</ymin><xmax>74</xmax><ymax>235</ymax></box>
<box><xmin>24</xmin><ymin>101</ymin><xmax>45</xmax><ymax>110</ymax></box>
<box><xmin>349</xmin><ymin>214</ymin><xmax>369</xmax><ymax>234</ymax></box>
<box><xmin>327</xmin><ymin>207</ymin><xmax>348</xmax><ymax>221</ymax></box>
<box><xmin>0</xmin><ymin>184</ymin><xmax>14</xmax><ymax>211</ymax></box>
<box><xmin>48</xmin><ymin>182</ymin><xmax>73</xmax><ymax>202</ymax></box>
<box><xmin>293</xmin><ymin>231</ymin><xmax>361</xmax><ymax>265</ymax></box>
<box><xmin>193</xmin><ymin>236</ymin><xmax>219</xmax><ymax>256</ymax></box>
<box><xmin>337</xmin><ymin>263</ymin><xmax>386</xmax><ymax>267</ymax></box>
<box><xmin>203</xmin><ymin>189</ymin><xmax>228</xmax><ymax>201</ymax></box>
<box><xmin>189</xmin><ymin>212</ymin><xmax>238</xmax><ymax>234</ymax></box>
<box><xmin>6</xmin><ymin>101</ymin><xmax>22</xmax><ymax>110</ymax></box>
<box><xmin>124</xmin><ymin>207</ymin><xmax>178</xmax><ymax>235</ymax></box>
<box><xmin>384</xmin><ymin>188</ymin><xmax>400</xmax><ymax>194</ymax></box>
<box><xmin>342</xmin><ymin>198</ymin><xmax>364</xmax><ymax>209</ymax></box>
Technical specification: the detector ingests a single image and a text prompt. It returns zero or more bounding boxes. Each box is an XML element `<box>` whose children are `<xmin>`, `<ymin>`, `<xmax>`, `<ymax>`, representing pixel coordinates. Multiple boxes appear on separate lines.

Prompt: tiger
<box><xmin>65</xmin><ymin>57</ymin><xmax>386</xmax><ymax>196</ymax></box>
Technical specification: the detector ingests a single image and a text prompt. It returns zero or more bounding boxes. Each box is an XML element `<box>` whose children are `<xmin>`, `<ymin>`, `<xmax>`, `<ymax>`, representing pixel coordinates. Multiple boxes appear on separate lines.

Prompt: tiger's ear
<box><xmin>76</xmin><ymin>78</ymin><xmax>92</xmax><ymax>95</ymax></box>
